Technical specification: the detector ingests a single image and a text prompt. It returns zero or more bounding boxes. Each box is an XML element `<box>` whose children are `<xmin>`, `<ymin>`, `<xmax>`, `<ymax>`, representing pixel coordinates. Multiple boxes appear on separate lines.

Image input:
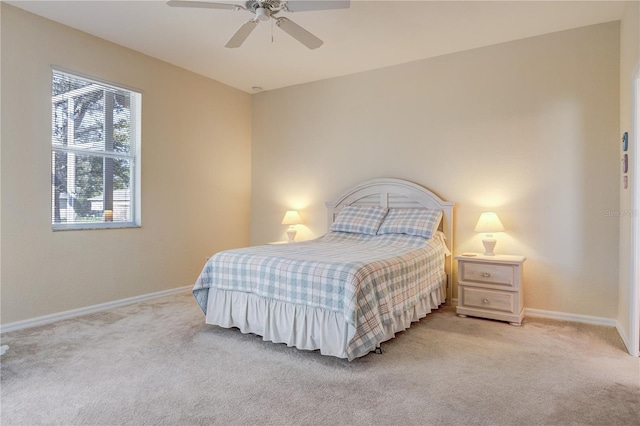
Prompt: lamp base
<box><xmin>482</xmin><ymin>238</ymin><xmax>497</xmax><ymax>256</ymax></box>
<box><xmin>286</xmin><ymin>226</ymin><xmax>297</xmax><ymax>243</ymax></box>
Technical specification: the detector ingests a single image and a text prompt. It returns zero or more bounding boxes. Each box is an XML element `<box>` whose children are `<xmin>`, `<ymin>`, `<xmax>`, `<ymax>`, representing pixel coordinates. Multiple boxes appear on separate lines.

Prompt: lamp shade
<box><xmin>474</xmin><ymin>212</ymin><xmax>505</xmax><ymax>233</ymax></box>
<box><xmin>281</xmin><ymin>210</ymin><xmax>302</xmax><ymax>225</ymax></box>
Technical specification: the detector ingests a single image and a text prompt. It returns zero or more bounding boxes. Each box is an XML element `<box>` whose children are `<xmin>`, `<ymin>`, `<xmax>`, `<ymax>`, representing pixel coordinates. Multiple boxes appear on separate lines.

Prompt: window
<box><xmin>51</xmin><ymin>69</ymin><xmax>141</xmax><ymax>230</ymax></box>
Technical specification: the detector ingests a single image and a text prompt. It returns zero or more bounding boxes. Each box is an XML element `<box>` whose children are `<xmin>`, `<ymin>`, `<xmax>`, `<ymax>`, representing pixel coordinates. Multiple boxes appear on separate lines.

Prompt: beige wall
<box><xmin>252</xmin><ymin>22</ymin><xmax>620</xmax><ymax>318</ymax></box>
<box><xmin>0</xmin><ymin>5</ymin><xmax>625</xmax><ymax>326</ymax></box>
<box><xmin>0</xmin><ymin>5</ymin><xmax>252</xmax><ymax>324</ymax></box>
<box><xmin>618</xmin><ymin>1</ymin><xmax>639</xmax><ymax>348</ymax></box>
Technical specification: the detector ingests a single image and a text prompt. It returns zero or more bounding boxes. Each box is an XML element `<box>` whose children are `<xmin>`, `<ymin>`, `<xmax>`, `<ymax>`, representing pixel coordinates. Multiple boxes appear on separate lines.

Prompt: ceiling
<box><xmin>7</xmin><ymin>0</ymin><xmax>626</xmax><ymax>93</ymax></box>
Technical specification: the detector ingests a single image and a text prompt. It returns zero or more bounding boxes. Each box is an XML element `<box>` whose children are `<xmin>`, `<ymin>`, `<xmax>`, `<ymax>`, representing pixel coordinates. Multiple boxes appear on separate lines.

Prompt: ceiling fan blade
<box><xmin>225</xmin><ymin>20</ymin><xmax>259</xmax><ymax>48</ymax></box>
<box><xmin>167</xmin><ymin>1</ymin><xmax>245</xmax><ymax>10</ymax></box>
<box><xmin>282</xmin><ymin>1</ymin><xmax>350</xmax><ymax>12</ymax></box>
<box><xmin>275</xmin><ymin>17</ymin><xmax>323</xmax><ymax>49</ymax></box>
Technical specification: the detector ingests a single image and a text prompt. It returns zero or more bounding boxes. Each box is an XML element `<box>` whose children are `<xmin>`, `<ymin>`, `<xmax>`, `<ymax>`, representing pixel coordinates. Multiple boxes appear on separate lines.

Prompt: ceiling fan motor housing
<box><xmin>247</xmin><ymin>1</ymin><xmax>282</xmax><ymax>12</ymax></box>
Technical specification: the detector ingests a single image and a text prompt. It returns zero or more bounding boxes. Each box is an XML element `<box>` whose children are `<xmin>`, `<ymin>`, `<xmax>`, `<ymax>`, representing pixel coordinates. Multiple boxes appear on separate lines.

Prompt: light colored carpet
<box><xmin>1</xmin><ymin>292</ymin><xmax>638</xmax><ymax>426</ymax></box>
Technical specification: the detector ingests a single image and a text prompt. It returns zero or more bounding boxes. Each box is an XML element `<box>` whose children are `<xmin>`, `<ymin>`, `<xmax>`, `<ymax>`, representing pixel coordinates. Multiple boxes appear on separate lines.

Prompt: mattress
<box><xmin>193</xmin><ymin>231</ymin><xmax>446</xmax><ymax>360</ymax></box>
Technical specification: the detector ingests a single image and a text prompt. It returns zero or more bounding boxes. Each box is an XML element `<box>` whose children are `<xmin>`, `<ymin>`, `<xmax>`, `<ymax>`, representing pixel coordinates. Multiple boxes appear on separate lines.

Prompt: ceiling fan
<box><xmin>167</xmin><ymin>0</ymin><xmax>350</xmax><ymax>49</ymax></box>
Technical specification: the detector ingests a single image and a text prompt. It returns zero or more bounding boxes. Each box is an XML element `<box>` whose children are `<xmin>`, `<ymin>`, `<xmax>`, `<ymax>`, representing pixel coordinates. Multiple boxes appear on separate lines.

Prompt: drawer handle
<box><xmin>482</xmin><ymin>272</ymin><xmax>491</xmax><ymax>277</ymax></box>
<box><xmin>482</xmin><ymin>298</ymin><xmax>490</xmax><ymax>304</ymax></box>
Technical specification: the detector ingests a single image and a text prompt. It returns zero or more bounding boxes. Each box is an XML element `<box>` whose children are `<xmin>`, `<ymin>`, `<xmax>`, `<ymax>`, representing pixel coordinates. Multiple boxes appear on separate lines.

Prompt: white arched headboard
<box><xmin>326</xmin><ymin>178</ymin><xmax>455</xmax><ymax>304</ymax></box>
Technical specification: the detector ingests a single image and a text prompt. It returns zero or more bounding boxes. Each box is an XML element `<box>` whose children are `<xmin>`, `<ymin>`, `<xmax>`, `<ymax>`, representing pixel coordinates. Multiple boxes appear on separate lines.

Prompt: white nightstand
<box><xmin>455</xmin><ymin>253</ymin><xmax>526</xmax><ymax>326</ymax></box>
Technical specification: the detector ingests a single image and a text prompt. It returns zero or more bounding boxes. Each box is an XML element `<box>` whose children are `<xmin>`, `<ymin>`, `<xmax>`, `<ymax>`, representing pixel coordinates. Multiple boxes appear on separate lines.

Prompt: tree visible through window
<box><xmin>51</xmin><ymin>70</ymin><xmax>141</xmax><ymax>229</ymax></box>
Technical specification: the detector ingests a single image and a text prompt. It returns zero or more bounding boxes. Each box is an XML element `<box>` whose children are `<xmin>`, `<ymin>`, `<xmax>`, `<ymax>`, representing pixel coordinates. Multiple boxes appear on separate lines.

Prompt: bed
<box><xmin>193</xmin><ymin>178</ymin><xmax>454</xmax><ymax>360</ymax></box>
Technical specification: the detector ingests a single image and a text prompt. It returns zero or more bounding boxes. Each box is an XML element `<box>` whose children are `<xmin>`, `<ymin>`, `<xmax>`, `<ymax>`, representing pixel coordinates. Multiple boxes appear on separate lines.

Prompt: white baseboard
<box><xmin>616</xmin><ymin>320</ymin><xmax>639</xmax><ymax>357</ymax></box>
<box><xmin>450</xmin><ymin>297</ymin><xmax>618</xmax><ymax>327</ymax></box>
<box><xmin>1</xmin><ymin>285</ymin><xmax>192</xmax><ymax>334</ymax></box>
<box><xmin>525</xmin><ymin>309</ymin><xmax>636</xmax><ymax>354</ymax></box>
<box><xmin>5</xmin><ymin>290</ymin><xmax>630</xmax><ymax>354</ymax></box>
<box><xmin>451</xmin><ymin>301</ymin><xmax>632</xmax><ymax>352</ymax></box>
<box><xmin>524</xmin><ymin>307</ymin><xmax>617</xmax><ymax>327</ymax></box>
<box><xmin>451</xmin><ymin>300</ymin><xmax>616</xmax><ymax>327</ymax></box>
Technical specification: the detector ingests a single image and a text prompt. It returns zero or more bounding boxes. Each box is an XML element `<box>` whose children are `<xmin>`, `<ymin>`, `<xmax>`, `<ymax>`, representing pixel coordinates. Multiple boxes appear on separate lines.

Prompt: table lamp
<box><xmin>474</xmin><ymin>212</ymin><xmax>505</xmax><ymax>256</ymax></box>
<box><xmin>282</xmin><ymin>210</ymin><xmax>302</xmax><ymax>242</ymax></box>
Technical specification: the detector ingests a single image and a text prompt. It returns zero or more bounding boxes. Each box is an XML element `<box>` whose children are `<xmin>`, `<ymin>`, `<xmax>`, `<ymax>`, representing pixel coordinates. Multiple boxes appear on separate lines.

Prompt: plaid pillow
<box><xmin>377</xmin><ymin>208</ymin><xmax>443</xmax><ymax>239</ymax></box>
<box><xmin>330</xmin><ymin>206</ymin><xmax>388</xmax><ymax>235</ymax></box>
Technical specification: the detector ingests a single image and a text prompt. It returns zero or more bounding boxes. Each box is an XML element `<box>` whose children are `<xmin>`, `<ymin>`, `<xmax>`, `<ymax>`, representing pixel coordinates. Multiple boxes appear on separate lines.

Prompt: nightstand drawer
<box><xmin>460</xmin><ymin>262</ymin><xmax>514</xmax><ymax>287</ymax></box>
<box><xmin>461</xmin><ymin>287</ymin><xmax>515</xmax><ymax>314</ymax></box>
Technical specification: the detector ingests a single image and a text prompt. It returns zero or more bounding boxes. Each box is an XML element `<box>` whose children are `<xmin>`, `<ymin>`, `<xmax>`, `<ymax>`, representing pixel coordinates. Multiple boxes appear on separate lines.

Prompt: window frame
<box><xmin>51</xmin><ymin>67</ymin><xmax>142</xmax><ymax>231</ymax></box>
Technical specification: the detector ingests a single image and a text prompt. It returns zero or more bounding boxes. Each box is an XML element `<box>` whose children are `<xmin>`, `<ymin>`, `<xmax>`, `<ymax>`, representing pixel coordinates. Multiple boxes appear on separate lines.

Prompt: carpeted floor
<box><xmin>1</xmin><ymin>291</ymin><xmax>639</xmax><ymax>426</ymax></box>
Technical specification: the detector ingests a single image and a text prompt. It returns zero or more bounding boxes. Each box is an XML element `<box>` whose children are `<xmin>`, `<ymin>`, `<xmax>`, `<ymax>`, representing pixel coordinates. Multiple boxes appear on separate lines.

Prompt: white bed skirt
<box><xmin>205</xmin><ymin>282</ymin><xmax>445</xmax><ymax>359</ymax></box>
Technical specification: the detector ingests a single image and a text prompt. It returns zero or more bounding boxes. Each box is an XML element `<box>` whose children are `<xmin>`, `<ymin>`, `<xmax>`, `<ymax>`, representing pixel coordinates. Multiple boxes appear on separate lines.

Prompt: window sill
<box><xmin>52</xmin><ymin>222</ymin><xmax>141</xmax><ymax>231</ymax></box>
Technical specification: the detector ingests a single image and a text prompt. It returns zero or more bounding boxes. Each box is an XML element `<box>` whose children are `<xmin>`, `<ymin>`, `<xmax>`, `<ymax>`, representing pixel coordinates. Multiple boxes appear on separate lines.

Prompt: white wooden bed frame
<box><xmin>199</xmin><ymin>178</ymin><xmax>455</xmax><ymax>360</ymax></box>
<box><xmin>326</xmin><ymin>178</ymin><xmax>455</xmax><ymax>304</ymax></box>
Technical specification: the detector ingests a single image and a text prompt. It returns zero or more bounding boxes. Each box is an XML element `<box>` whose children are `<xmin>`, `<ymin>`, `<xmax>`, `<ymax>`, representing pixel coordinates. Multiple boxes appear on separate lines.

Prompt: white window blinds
<box><xmin>51</xmin><ymin>69</ymin><xmax>141</xmax><ymax>229</ymax></box>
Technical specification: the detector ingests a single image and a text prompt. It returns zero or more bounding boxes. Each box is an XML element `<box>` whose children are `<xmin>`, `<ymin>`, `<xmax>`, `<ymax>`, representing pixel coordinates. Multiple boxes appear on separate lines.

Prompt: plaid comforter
<box><xmin>193</xmin><ymin>232</ymin><xmax>446</xmax><ymax>360</ymax></box>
